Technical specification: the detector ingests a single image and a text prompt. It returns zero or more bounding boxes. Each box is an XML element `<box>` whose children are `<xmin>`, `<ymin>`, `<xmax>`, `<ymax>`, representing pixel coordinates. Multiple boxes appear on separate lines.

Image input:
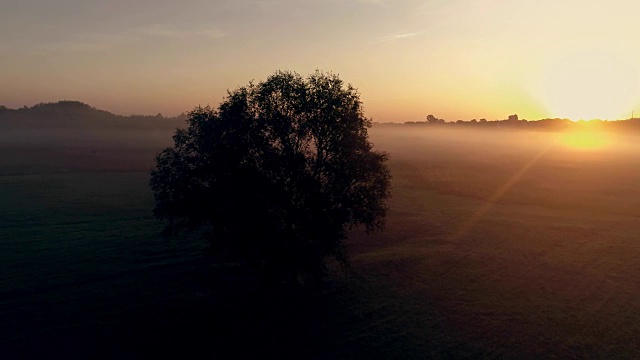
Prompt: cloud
<box><xmin>39</xmin><ymin>33</ymin><xmax>137</xmax><ymax>53</ymax></box>
<box><xmin>40</xmin><ymin>24</ymin><xmax>225</xmax><ymax>53</ymax></box>
<box><xmin>194</xmin><ymin>26</ymin><xmax>227</xmax><ymax>39</ymax></box>
<box><xmin>137</xmin><ymin>24</ymin><xmax>226</xmax><ymax>40</ymax></box>
<box><xmin>356</xmin><ymin>0</ymin><xmax>386</xmax><ymax>5</ymax></box>
<box><xmin>375</xmin><ymin>31</ymin><xmax>423</xmax><ymax>43</ymax></box>
<box><xmin>137</xmin><ymin>25</ymin><xmax>182</xmax><ymax>38</ymax></box>
<box><xmin>253</xmin><ymin>0</ymin><xmax>284</xmax><ymax>8</ymax></box>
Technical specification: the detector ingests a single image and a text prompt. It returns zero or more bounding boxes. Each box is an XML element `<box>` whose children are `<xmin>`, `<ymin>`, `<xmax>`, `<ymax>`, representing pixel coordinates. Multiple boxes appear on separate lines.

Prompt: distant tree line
<box><xmin>374</xmin><ymin>113</ymin><xmax>640</xmax><ymax>131</ymax></box>
<box><xmin>7</xmin><ymin>101</ymin><xmax>640</xmax><ymax>133</ymax></box>
<box><xmin>0</xmin><ymin>101</ymin><xmax>187</xmax><ymax>131</ymax></box>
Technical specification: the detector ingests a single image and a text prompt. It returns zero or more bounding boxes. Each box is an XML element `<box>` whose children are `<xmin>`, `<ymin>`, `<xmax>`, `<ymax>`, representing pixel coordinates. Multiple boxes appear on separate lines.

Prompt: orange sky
<box><xmin>3</xmin><ymin>0</ymin><xmax>640</xmax><ymax>121</ymax></box>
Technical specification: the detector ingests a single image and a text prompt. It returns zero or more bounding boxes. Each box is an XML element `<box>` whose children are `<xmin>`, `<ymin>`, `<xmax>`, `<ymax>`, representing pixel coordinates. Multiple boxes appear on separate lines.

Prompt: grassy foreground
<box><xmin>2</xmin><ymin>128</ymin><xmax>640</xmax><ymax>358</ymax></box>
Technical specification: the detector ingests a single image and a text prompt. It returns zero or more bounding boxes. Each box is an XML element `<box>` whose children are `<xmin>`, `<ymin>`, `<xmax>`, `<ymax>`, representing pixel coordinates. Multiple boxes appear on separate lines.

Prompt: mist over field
<box><xmin>361</xmin><ymin>127</ymin><xmax>640</xmax><ymax>357</ymax></box>
<box><xmin>0</xmin><ymin>103</ymin><xmax>181</xmax><ymax>175</ymax></box>
<box><xmin>7</xmin><ymin>0</ymin><xmax>640</xmax><ymax>356</ymax></box>
<box><xmin>3</xmin><ymin>103</ymin><xmax>640</xmax><ymax>358</ymax></box>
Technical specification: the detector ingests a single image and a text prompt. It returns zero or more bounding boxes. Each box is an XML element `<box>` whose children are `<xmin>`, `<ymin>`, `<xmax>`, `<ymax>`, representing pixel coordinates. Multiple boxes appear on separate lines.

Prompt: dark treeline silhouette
<box><xmin>7</xmin><ymin>102</ymin><xmax>640</xmax><ymax>135</ymax></box>
<box><xmin>0</xmin><ymin>101</ymin><xmax>186</xmax><ymax>131</ymax></box>
<box><xmin>0</xmin><ymin>101</ymin><xmax>187</xmax><ymax>175</ymax></box>
<box><xmin>4</xmin><ymin>100</ymin><xmax>639</xmax><ymax>176</ymax></box>
<box><xmin>376</xmin><ymin>113</ymin><xmax>640</xmax><ymax>132</ymax></box>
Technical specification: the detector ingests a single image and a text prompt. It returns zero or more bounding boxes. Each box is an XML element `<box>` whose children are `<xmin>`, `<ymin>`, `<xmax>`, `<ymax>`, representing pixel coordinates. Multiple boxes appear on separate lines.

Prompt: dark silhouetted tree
<box><xmin>150</xmin><ymin>70</ymin><xmax>391</xmax><ymax>285</ymax></box>
<box><xmin>426</xmin><ymin>114</ymin><xmax>445</xmax><ymax>124</ymax></box>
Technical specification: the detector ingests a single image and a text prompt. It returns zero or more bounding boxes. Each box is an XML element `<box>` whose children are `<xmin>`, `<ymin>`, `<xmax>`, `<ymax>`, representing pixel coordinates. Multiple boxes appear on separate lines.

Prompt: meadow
<box><xmin>2</xmin><ymin>127</ymin><xmax>640</xmax><ymax>358</ymax></box>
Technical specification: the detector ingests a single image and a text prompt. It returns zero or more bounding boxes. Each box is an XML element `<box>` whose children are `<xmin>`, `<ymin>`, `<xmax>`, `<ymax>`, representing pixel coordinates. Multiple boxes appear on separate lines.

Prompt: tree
<box><xmin>150</xmin><ymin>70</ymin><xmax>391</xmax><ymax>285</ymax></box>
<box><xmin>426</xmin><ymin>114</ymin><xmax>445</xmax><ymax>124</ymax></box>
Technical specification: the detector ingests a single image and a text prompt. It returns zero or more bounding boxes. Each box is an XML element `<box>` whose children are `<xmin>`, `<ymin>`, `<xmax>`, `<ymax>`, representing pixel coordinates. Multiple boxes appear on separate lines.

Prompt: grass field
<box><xmin>3</xmin><ymin>127</ymin><xmax>640</xmax><ymax>358</ymax></box>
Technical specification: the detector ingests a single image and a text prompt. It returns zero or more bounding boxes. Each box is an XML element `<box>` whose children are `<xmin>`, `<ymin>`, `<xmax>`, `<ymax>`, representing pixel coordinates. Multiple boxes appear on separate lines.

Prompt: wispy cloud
<box><xmin>195</xmin><ymin>26</ymin><xmax>226</xmax><ymax>39</ymax></box>
<box><xmin>39</xmin><ymin>33</ymin><xmax>136</xmax><ymax>53</ymax></box>
<box><xmin>40</xmin><ymin>24</ymin><xmax>225</xmax><ymax>53</ymax></box>
<box><xmin>375</xmin><ymin>31</ymin><xmax>423</xmax><ymax>43</ymax></box>
<box><xmin>253</xmin><ymin>0</ymin><xmax>284</xmax><ymax>8</ymax></box>
<box><xmin>356</xmin><ymin>0</ymin><xmax>386</xmax><ymax>5</ymax></box>
<box><xmin>137</xmin><ymin>24</ymin><xmax>226</xmax><ymax>40</ymax></box>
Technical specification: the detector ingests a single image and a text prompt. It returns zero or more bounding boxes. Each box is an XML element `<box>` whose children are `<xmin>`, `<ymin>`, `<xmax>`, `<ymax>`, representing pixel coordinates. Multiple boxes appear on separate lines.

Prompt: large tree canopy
<box><xmin>150</xmin><ymin>70</ymin><xmax>391</xmax><ymax>283</ymax></box>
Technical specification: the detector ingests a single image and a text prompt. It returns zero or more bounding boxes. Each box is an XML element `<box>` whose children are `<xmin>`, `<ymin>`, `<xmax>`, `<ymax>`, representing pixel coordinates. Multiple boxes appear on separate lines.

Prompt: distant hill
<box><xmin>0</xmin><ymin>101</ymin><xmax>187</xmax><ymax>131</ymax></box>
<box><xmin>0</xmin><ymin>101</ymin><xmax>188</xmax><ymax>148</ymax></box>
<box><xmin>0</xmin><ymin>101</ymin><xmax>189</xmax><ymax>175</ymax></box>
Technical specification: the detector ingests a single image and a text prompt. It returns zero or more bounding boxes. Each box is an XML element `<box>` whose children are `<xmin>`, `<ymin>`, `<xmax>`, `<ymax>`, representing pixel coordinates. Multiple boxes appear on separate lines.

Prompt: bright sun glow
<box><xmin>557</xmin><ymin>131</ymin><xmax>610</xmax><ymax>150</ymax></box>
<box><xmin>539</xmin><ymin>51</ymin><xmax>640</xmax><ymax>120</ymax></box>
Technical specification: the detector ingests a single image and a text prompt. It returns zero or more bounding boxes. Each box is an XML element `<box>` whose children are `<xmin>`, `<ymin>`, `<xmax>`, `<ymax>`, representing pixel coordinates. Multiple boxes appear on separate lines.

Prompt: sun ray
<box><xmin>451</xmin><ymin>142</ymin><xmax>554</xmax><ymax>240</ymax></box>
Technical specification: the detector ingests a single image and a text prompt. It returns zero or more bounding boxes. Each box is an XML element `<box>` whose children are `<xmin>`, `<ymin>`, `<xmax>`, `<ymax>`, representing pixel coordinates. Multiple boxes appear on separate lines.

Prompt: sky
<box><xmin>3</xmin><ymin>0</ymin><xmax>640</xmax><ymax>121</ymax></box>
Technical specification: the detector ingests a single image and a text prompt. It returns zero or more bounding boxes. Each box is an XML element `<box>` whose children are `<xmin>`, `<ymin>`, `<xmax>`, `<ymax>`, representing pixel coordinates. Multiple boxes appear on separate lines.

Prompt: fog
<box><xmin>367</xmin><ymin>126</ymin><xmax>640</xmax><ymax>223</ymax></box>
<box><xmin>4</xmin><ymin>119</ymin><xmax>640</xmax><ymax>182</ymax></box>
<box><xmin>5</xmin><ymin>120</ymin><xmax>640</xmax><ymax>357</ymax></box>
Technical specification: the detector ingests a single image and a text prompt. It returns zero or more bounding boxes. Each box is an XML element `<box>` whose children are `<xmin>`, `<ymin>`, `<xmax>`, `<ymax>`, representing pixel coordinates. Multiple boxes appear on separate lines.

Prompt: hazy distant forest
<box><xmin>5</xmin><ymin>99</ymin><xmax>640</xmax><ymax>358</ymax></box>
<box><xmin>4</xmin><ymin>100</ymin><xmax>640</xmax><ymax>176</ymax></box>
<box><xmin>0</xmin><ymin>101</ymin><xmax>185</xmax><ymax>175</ymax></box>
<box><xmin>3</xmin><ymin>99</ymin><xmax>640</xmax><ymax>174</ymax></box>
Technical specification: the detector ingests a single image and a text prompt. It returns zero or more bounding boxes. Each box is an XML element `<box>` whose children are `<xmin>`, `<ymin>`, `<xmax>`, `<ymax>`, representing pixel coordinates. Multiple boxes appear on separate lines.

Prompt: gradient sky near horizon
<box><xmin>4</xmin><ymin>0</ymin><xmax>640</xmax><ymax>121</ymax></box>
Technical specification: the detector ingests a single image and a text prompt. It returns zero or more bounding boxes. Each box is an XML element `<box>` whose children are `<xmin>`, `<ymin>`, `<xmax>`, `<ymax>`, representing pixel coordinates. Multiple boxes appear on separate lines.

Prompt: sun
<box><xmin>557</xmin><ymin>130</ymin><xmax>610</xmax><ymax>150</ymax></box>
<box><xmin>538</xmin><ymin>50</ymin><xmax>640</xmax><ymax>120</ymax></box>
